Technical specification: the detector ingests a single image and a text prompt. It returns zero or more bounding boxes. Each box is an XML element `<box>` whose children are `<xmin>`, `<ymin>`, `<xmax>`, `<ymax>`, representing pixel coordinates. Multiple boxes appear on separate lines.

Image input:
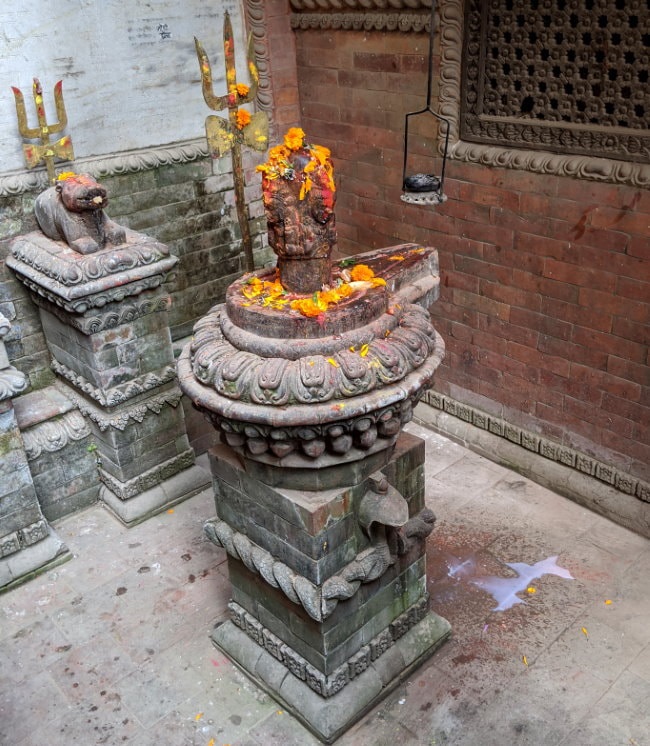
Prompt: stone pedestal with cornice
<box><xmin>0</xmin><ymin>313</ymin><xmax>69</xmax><ymax>590</ymax></box>
<box><xmin>8</xmin><ymin>230</ymin><xmax>209</xmax><ymax>526</ymax></box>
<box><xmin>179</xmin><ymin>244</ymin><xmax>451</xmax><ymax>742</ymax></box>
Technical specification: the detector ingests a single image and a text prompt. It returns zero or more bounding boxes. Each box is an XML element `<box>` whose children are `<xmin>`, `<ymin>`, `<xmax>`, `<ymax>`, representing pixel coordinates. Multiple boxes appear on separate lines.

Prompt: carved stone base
<box><xmin>211</xmin><ymin>608</ymin><xmax>450</xmax><ymax>744</ymax></box>
<box><xmin>0</xmin><ymin>528</ymin><xmax>70</xmax><ymax>591</ymax></box>
<box><xmin>99</xmin><ymin>463</ymin><xmax>210</xmax><ymax>526</ymax></box>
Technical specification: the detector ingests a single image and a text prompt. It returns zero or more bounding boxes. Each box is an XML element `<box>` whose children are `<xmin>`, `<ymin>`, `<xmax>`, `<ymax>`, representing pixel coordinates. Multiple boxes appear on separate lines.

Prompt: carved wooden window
<box><xmin>460</xmin><ymin>0</ymin><xmax>650</xmax><ymax>164</ymax></box>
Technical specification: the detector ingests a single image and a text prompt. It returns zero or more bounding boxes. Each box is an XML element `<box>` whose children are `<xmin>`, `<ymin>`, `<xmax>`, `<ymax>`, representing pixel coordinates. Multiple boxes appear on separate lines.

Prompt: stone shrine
<box><xmin>179</xmin><ymin>130</ymin><xmax>450</xmax><ymax>742</ymax></box>
<box><xmin>7</xmin><ymin>172</ymin><xmax>208</xmax><ymax>526</ymax></box>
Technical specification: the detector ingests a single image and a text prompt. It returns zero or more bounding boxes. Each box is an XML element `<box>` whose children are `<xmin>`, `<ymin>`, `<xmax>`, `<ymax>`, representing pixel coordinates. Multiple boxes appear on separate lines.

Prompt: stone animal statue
<box><xmin>34</xmin><ymin>173</ymin><xmax>126</xmax><ymax>254</ymax></box>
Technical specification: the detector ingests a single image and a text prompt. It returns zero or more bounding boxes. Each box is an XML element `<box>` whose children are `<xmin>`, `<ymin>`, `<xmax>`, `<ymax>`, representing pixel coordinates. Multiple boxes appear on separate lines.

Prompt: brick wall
<box><xmin>289</xmin><ymin>26</ymin><xmax>650</xmax><ymax>484</ymax></box>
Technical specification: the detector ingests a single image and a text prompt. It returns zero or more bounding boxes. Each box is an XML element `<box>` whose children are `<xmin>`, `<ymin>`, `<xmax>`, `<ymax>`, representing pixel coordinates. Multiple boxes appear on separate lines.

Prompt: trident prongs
<box><xmin>12</xmin><ymin>78</ymin><xmax>74</xmax><ymax>184</ymax></box>
<box><xmin>194</xmin><ymin>10</ymin><xmax>268</xmax><ymax>272</ymax></box>
<box><xmin>194</xmin><ymin>12</ymin><xmax>259</xmax><ymax>113</ymax></box>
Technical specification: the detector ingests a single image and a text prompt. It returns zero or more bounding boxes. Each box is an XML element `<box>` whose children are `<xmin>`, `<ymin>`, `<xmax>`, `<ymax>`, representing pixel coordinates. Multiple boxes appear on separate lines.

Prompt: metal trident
<box><xmin>12</xmin><ymin>78</ymin><xmax>74</xmax><ymax>185</ymax></box>
<box><xmin>195</xmin><ymin>11</ymin><xmax>268</xmax><ymax>272</ymax></box>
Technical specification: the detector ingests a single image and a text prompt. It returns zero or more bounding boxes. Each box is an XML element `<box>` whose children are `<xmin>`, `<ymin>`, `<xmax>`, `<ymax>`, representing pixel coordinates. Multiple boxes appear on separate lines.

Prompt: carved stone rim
<box><xmin>438</xmin><ymin>0</ymin><xmax>650</xmax><ymax>188</ymax></box>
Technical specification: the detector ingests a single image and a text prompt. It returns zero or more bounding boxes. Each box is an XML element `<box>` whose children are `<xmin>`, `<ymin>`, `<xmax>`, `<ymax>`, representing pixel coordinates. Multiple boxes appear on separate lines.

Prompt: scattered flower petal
<box><xmin>327</xmin><ymin>358</ymin><xmax>340</xmax><ymax>368</ymax></box>
<box><xmin>605</xmin><ymin>599</ymin><xmax>612</xmax><ymax>605</ymax></box>
<box><xmin>527</xmin><ymin>586</ymin><xmax>536</xmax><ymax>594</ymax></box>
<box><xmin>581</xmin><ymin>626</ymin><xmax>589</xmax><ymax>639</ymax></box>
<box><xmin>522</xmin><ymin>655</ymin><xmax>528</xmax><ymax>666</ymax></box>
<box><xmin>195</xmin><ymin>712</ymin><xmax>204</xmax><ymax>721</ymax></box>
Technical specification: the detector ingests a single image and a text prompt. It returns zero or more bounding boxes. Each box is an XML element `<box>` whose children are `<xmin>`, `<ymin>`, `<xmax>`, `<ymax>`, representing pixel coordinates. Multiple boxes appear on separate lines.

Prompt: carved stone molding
<box><xmin>244</xmin><ymin>0</ymin><xmax>275</xmax><ymax>118</ymax></box>
<box><xmin>0</xmin><ymin>312</ymin><xmax>28</xmax><ymax>401</ymax></box>
<box><xmin>228</xmin><ymin>595</ymin><xmax>429</xmax><ymax>697</ymax></box>
<box><xmin>1</xmin><ymin>519</ymin><xmax>50</xmax><ymax>559</ymax></box>
<box><xmin>57</xmin><ymin>381</ymin><xmax>183</xmax><ymax>432</ymax></box>
<box><xmin>290</xmin><ymin>1</ymin><xmax>431</xmax><ymax>9</ymax></box>
<box><xmin>191</xmin><ymin>302</ymin><xmax>440</xmax><ymax>407</ymax></box>
<box><xmin>0</xmin><ymin>139</ymin><xmax>209</xmax><ymax>198</ymax></box>
<box><xmin>0</xmin><ymin>367</ymin><xmax>28</xmax><ymax>402</ymax></box>
<box><xmin>206</xmin><ymin>507</ymin><xmax>434</xmax><ymax>622</ymax></box>
<box><xmin>423</xmin><ymin>390</ymin><xmax>650</xmax><ymax>504</ymax></box>
<box><xmin>51</xmin><ymin>360</ymin><xmax>177</xmax><ymax>408</ymax></box>
<box><xmin>9</xmin><ymin>232</ymin><xmax>175</xmax><ymax>289</ymax></box>
<box><xmin>18</xmin><ymin>274</ymin><xmax>168</xmax><ymax>315</ymax></box>
<box><xmin>29</xmin><ymin>293</ymin><xmax>171</xmax><ymax>336</ymax></box>
<box><xmin>22</xmin><ymin>409</ymin><xmax>91</xmax><ymax>461</ymax></box>
<box><xmin>98</xmin><ymin>448</ymin><xmax>195</xmax><ymax>500</ymax></box>
<box><xmin>438</xmin><ymin>0</ymin><xmax>650</xmax><ymax>187</ymax></box>
<box><xmin>290</xmin><ymin>12</ymin><xmax>430</xmax><ymax>31</ymax></box>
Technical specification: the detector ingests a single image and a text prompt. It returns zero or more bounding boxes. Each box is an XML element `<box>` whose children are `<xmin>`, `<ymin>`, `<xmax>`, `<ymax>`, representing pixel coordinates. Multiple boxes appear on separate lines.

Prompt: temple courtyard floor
<box><xmin>1</xmin><ymin>417</ymin><xmax>648</xmax><ymax>746</ymax></box>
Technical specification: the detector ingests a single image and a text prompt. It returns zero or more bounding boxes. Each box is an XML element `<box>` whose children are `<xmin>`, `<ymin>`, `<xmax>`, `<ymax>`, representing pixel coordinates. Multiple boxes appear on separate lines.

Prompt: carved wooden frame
<box><xmin>439</xmin><ymin>0</ymin><xmax>650</xmax><ymax>187</ymax></box>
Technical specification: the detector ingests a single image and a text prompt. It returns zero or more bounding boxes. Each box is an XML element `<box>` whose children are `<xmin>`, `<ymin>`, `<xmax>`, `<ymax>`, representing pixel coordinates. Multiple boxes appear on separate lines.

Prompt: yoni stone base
<box><xmin>206</xmin><ymin>431</ymin><xmax>450</xmax><ymax>742</ymax></box>
<box><xmin>212</xmin><ymin>606</ymin><xmax>450</xmax><ymax>743</ymax></box>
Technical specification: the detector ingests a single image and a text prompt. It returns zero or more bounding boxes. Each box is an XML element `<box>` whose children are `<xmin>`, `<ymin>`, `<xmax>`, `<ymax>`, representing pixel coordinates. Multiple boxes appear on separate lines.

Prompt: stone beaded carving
<box><xmin>290</xmin><ymin>12</ymin><xmax>430</xmax><ymax>31</ymax></box>
<box><xmin>190</xmin><ymin>302</ymin><xmax>439</xmax><ymax>406</ymax></box>
<box><xmin>228</xmin><ymin>594</ymin><xmax>429</xmax><ymax>696</ymax></box>
<box><xmin>289</xmin><ymin>0</ymin><xmax>431</xmax><ymax>9</ymax></box>
<box><xmin>204</xmin><ymin>390</ymin><xmax>422</xmax><ymax>462</ymax></box>
<box><xmin>205</xmin><ymin>506</ymin><xmax>434</xmax><ymax>621</ymax></box>
<box><xmin>22</xmin><ymin>409</ymin><xmax>90</xmax><ymax>461</ymax></box>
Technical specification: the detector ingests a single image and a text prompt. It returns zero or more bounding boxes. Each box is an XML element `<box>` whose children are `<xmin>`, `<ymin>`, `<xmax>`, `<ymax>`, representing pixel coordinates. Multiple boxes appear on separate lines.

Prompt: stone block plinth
<box><xmin>0</xmin><ymin>314</ymin><xmax>69</xmax><ymax>590</ymax></box>
<box><xmin>205</xmin><ymin>431</ymin><xmax>450</xmax><ymax>742</ymax></box>
<box><xmin>8</xmin><ymin>230</ymin><xmax>209</xmax><ymax>525</ymax></box>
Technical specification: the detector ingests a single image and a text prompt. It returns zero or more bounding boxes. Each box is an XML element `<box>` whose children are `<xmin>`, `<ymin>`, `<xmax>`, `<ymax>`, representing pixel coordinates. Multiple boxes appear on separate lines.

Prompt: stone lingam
<box><xmin>178</xmin><ymin>128</ymin><xmax>450</xmax><ymax>742</ymax></box>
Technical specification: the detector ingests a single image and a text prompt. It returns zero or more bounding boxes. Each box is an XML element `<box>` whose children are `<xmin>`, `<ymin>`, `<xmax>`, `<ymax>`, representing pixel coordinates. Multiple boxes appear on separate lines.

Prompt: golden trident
<box><xmin>195</xmin><ymin>11</ymin><xmax>268</xmax><ymax>271</ymax></box>
<box><xmin>12</xmin><ymin>78</ymin><xmax>74</xmax><ymax>185</ymax></box>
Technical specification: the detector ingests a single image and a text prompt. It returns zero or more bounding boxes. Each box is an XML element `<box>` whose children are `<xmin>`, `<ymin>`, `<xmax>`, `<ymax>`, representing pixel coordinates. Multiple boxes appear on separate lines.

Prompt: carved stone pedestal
<box><xmin>0</xmin><ymin>313</ymin><xmax>69</xmax><ymax>590</ymax></box>
<box><xmin>8</xmin><ymin>230</ymin><xmax>209</xmax><ymax>526</ymax></box>
<box><xmin>206</xmin><ymin>431</ymin><xmax>450</xmax><ymax>743</ymax></box>
<box><xmin>180</xmin><ymin>244</ymin><xmax>450</xmax><ymax>742</ymax></box>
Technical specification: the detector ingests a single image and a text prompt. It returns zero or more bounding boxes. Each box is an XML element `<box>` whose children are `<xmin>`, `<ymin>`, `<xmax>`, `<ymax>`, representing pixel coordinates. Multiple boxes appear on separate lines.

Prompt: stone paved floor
<box><xmin>1</xmin><ymin>420</ymin><xmax>649</xmax><ymax>746</ymax></box>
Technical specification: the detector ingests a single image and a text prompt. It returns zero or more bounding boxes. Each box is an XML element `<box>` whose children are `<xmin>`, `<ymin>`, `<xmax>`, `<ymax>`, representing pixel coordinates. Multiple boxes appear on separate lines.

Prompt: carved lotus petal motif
<box><xmin>258</xmin><ymin>358</ymin><xmax>288</xmax><ymax>389</ymax></box>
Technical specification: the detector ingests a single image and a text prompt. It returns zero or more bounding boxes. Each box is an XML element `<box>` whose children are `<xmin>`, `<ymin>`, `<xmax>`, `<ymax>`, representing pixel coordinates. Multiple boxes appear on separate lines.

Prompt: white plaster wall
<box><xmin>1</xmin><ymin>0</ymin><xmax>248</xmax><ymax>175</ymax></box>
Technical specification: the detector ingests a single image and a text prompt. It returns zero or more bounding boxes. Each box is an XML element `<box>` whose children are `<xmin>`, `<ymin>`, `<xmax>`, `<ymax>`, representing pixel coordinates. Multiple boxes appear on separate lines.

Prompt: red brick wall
<box><xmin>280</xmin><ymin>26</ymin><xmax>650</xmax><ymax>483</ymax></box>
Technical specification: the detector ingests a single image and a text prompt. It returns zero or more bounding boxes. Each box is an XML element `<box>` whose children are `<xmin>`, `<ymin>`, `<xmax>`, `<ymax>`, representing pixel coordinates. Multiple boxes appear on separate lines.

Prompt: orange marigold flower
<box><xmin>290</xmin><ymin>298</ymin><xmax>323</xmax><ymax>317</ymax></box>
<box><xmin>236</xmin><ymin>109</ymin><xmax>252</xmax><ymax>130</ymax></box>
<box><xmin>236</xmin><ymin>83</ymin><xmax>250</xmax><ymax>96</ymax></box>
<box><xmin>56</xmin><ymin>171</ymin><xmax>77</xmax><ymax>181</ymax></box>
<box><xmin>349</xmin><ymin>264</ymin><xmax>375</xmax><ymax>282</ymax></box>
<box><xmin>284</xmin><ymin>127</ymin><xmax>306</xmax><ymax>151</ymax></box>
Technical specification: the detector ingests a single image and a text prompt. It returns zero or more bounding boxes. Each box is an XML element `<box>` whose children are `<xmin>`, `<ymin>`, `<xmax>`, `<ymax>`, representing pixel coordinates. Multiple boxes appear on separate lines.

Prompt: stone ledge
<box><xmin>99</xmin><ymin>463</ymin><xmax>210</xmax><ymax>527</ymax></box>
<box><xmin>416</xmin><ymin>396</ymin><xmax>650</xmax><ymax>538</ymax></box>
<box><xmin>0</xmin><ymin>529</ymin><xmax>70</xmax><ymax>591</ymax></box>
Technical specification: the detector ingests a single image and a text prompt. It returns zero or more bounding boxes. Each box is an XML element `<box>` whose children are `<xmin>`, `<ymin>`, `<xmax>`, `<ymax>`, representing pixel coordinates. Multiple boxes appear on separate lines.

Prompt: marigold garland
<box><xmin>238</xmin><ymin>264</ymin><xmax>385</xmax><ymax>318</ymax></box>
<box><xmin>256</xmin><ymin>127</ymin><xmax>335</xmax><ymax>199</ymax></box>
